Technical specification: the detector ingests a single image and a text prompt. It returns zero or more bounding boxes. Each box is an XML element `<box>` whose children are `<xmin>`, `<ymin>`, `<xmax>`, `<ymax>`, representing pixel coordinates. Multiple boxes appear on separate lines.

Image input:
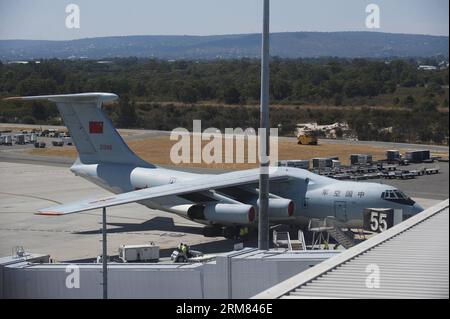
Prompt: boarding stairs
<box><xmin>308</xmin><ymin>217</ymin><xmax>355</xmax><ymax>249</ymax></box>
<box><xmin>273</xmin><ymin>230</ymin><xmax>307</xmax><ymax>251</ymax></box>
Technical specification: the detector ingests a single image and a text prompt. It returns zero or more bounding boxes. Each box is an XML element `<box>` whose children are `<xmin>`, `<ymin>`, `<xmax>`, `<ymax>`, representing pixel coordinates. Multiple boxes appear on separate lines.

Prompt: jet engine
<box><xmin>264</xmin><ymin>198</ymin><xmax>295</xmax><ymax>219</ymax></box>
<box><xmin>187</xmin><ymin>203</ymin><xmax>256</xmax><ymax>225</ymax></box>
<box><xmin>246</xmin><ymin>198</ymin><xmax>294</xmax><ymax>220</ymax></box>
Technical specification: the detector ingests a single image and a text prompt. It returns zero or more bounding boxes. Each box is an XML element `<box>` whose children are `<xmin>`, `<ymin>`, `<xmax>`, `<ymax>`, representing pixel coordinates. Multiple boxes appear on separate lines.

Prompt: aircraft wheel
<box><xmin>175</xmin><ymin>255</ymin><xmax>187</xmax><ymax>263</ymax></box>
<box><xmin>222</xmin><ymin>227</ymin><xmax>237</xmax><ymax>239</ymax></box>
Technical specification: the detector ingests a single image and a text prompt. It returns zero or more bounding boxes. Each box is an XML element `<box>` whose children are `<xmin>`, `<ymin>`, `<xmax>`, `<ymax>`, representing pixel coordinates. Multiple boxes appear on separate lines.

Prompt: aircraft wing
<box><xmin>38</xmin><ymin>168</ymin><xmax>290</xmax><ymax>216</ymax></box>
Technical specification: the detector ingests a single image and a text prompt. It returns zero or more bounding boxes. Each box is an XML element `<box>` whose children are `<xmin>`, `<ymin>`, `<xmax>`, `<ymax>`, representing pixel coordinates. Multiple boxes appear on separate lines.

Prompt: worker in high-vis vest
<box><xmin>239</xmin><ymin>227</ymin><xmax>249</xmax><ymax>239</ymax></box>
<box><xmin>179</xmin><ymin>243</ymin><xmax>188</xmax><ymax>255</ymax></box>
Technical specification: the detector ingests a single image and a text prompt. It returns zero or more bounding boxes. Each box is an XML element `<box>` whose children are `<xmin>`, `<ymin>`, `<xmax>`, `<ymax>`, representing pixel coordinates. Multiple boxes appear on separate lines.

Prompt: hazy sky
<box><xmin>0</xmin><ymin>0</ymin><xmax>448</xmax><ymax>40</ymax></box>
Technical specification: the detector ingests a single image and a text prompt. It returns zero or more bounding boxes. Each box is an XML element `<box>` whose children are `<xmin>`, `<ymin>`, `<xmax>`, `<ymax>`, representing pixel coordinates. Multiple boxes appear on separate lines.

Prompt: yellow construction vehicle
<box><xmin>297</xmin><ymin>132</ymin><xmax>318</xmax><ymax>145</ymax></box>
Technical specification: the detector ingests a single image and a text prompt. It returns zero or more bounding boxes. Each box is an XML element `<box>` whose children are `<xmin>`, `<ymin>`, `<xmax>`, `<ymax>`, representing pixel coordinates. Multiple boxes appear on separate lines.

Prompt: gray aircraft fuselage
<box><xmin>70</xmin><ymin>161</ymin><xmax>423</xmax><ymax>228</ymax></box>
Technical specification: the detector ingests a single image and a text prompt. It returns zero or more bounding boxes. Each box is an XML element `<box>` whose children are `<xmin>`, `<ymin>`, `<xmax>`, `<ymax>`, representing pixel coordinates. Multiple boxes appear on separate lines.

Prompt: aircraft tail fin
<box><xmin>5</xmin><ymin>93</ymin><xmax>152</xmax><ymax>167</ymax></box>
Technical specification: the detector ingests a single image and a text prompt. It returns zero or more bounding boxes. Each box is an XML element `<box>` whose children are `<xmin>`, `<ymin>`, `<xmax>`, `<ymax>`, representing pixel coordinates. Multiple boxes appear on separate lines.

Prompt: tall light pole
<box><xmin>258</xmin><ymin>0</ymin><xmax>270</xmax><ymax>250</ymax></box>
<box><xmin>102</xmin><ymin>207</ymin><xmax>108</xmax><ymax>299</ymax></box>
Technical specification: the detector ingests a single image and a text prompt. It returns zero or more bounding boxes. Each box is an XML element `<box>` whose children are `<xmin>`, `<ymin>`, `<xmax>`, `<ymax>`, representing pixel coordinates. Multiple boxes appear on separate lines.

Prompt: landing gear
<box><xmin>202</xmin><ymin>225</ymin><xmax>250</xmax><ymax>240</ymax></box>
<box><xmin>223</xmin><ymin>226</ymin><xmax>238</xmax><ymax>239</ymax></box>
<box><xmin>202</xmin><ymin>225</ymin><xmax>223</xmax><ymax>237</ymax></box>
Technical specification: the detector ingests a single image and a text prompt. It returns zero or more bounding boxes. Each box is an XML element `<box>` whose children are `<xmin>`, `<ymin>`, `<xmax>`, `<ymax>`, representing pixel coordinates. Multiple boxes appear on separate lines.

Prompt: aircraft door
<box><xmin>334</xmin><ymin>201</ymin><xmax>347</xmax><ymax>221</ymax></box>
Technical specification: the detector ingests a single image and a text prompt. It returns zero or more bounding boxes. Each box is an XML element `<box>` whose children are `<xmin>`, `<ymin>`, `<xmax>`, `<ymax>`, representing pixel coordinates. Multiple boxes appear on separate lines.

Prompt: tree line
<box><xmin>0</xmin><ymin>57</ymin><xmax>448</xmax><ymax>144</ymax></box>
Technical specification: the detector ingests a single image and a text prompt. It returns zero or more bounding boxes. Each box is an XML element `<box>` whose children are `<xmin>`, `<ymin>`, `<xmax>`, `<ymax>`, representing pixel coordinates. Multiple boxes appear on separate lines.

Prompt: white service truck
<box><xmin>118</xmin><ymin>243</ymin><xmax>159</xmax><ymax>262</ymax></box>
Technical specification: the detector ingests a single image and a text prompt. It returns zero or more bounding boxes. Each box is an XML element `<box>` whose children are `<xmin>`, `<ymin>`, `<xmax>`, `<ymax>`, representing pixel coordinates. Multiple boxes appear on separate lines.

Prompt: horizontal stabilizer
<box><xmin>4</xmin><ymin>92</ymin><xmax>118</xmax><ymax>104</ymax></box>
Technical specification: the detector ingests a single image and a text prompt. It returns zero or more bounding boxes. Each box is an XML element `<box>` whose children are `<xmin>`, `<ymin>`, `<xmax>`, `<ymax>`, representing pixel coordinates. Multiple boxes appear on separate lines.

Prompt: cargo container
<box><xmin>4</xmin><ymin>135</ymin><xmax>12</xmax><ymax>146</ymax></box>
<box><xmin>15</xmin><ymin>134</ymin><xmax>25</xmax><ymax>145</ymax></box>
<box><xmin>386</xmin><ymin>150</ymin><xmax>400</xmax><ymax>163</ymax></box>
<box><xmin>350</xmin><ymin>154</ymin><xmax>373</xmax><ymax>165</ymax></box>
<box><xmin>405</xmin><ymin>150</ymin><xmax>431</xmax><ymax>163</ymax></box>
<box><xmin>278</xmin><ymin>160</ymin><xmax>310</xmax><ymax>170</ymax></box>
<box><xmin>331</xmin><ymin>160</ymin><xmax>341</xmax><ymax>169</ymax></box>
<box><xmin>312</xmin><ymin>157</ymin><xmax>334</xmax><ymax>168</ymax></box>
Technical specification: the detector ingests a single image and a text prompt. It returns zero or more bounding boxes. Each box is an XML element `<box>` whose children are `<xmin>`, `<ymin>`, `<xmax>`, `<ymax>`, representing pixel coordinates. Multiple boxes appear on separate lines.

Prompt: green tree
<box><xmin>177</xmin><ymin>84</ymin><xmax>199</xmax><ymax>103</ymax></box>
<box><xmin>117</xmin><ymin>95</ymin><xmax>137</xmax><ymax>127</ymax></box>
<box><xmin>271</xmin><ymin>78</ymin><xmax>292</xmax><ymax>100</ymax></box>
<box><xmin>31</xmin><ymin>102</ymin><xmax>49</xmax><ymax>121</ymax></box>
<box><xmin>222</xmin><ymin>86</ymin><xmax>241</xmax><ymax>104</ymax></box>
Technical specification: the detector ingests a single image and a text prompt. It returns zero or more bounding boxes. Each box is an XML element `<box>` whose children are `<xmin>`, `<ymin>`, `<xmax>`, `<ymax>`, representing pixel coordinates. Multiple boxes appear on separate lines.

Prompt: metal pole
<box><xmin>102</xmin><ymin>207</ymin><xmax>107</xmax><ymax>299</ymax></box>
<box><xmin>258</xmin><ymin>0</ymin><xmax>270</xmax><ymax>250</ymax></box>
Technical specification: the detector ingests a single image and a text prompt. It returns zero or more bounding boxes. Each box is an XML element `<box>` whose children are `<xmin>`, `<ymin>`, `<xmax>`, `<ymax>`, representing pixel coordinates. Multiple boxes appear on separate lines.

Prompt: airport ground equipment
<box><xmin>426</xmin><ymin>167</ymin><xmax>440</xmax><ymax>174</ymax></box>
<box><xmin>51</xmin><ymin>140</ymin><xmax>64</xmax><ymax>147</ymax></box>
<box><xmin>3</xmin><ymin>135</ymin><xmax>13</xmax><ymax>146</ymax></box>
<box><xmin>312</xmin><ymin>157</ymin><xmax>336</xmax><ymax>169</ymax></box>
<box><xmin>34</xmin><ymin>142</ymin><xmax>46</xmax><ymax>148</ymax></box>
<box><xmin>273</xmin><ymin>230</ymin><xmax>306</xmax><ymax>251</ymax></box>
<box><xmin>297</xmin><ymin>132</ymin><xmax>318</xmax><ymax>145</ymax></box>
<box><xmin>350</xmin><ymin>154</ymin><xmax>373</xmax><ymax>165</ymax></box>
<box><xmin>63</xmin><ymin>137</ymin><xmax>73</xmax><ymax>145</ymax></box>
<box><xmin>15</xmin><ymin>134</ymin><xmax>25</xmax><ymax>145</ymax></box>
<box><xmin>308</xmin><ymin>218</ymin><xmax>355</xmax><ymax>249</ymax></box>
<box><xmin>405</xmin><ymin>150</ymin><xmax>431</xmax><ymax>163</ymax></box>
<box><xmin>386</xmin><ymin>150</ymin><xmax>401</xmax><ymax>163</ymax></box>
<box><xmin>323</xmin><ymin>217</ymin><xmax>355</xmax><ymax>249</ymax></box>
<box><xmin>118</xmin><ymin>243</ymin><xmax>159</xmax><ymax>263</ymax></box>
<box><xmin>395</xmin><ymin>170</ymin><xmax>415</xmax><ymax>179</ymax></box>
<box><xmin>171</xmin><ymin>248</ymin><xmax>204</xmax><ymax>263</ymax></box>
<box><xmin>277</xmin><ymin>160</ymin><xmax>310</xmax><ymax>170</ymax></box>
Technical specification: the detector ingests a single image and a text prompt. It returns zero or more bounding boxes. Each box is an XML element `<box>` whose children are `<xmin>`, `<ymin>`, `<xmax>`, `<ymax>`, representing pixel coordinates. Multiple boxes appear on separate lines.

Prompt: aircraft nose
<box><xmin>412</xmin><ymin>203</ymin><xmax>424</xmax><ymax>215</ymax></box>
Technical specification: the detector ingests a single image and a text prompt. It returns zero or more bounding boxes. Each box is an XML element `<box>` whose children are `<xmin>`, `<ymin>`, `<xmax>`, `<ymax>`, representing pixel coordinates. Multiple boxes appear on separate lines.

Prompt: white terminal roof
<box><xmin>254</xmin><ymin>199</ymin><xmax>449</xmax><ymax>299</ymax></box>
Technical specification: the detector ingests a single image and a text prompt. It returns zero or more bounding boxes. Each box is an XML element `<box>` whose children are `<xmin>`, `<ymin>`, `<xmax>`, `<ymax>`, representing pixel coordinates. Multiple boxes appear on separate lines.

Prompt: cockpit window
<box><xmin>382</xmin><ymin>190</ymin><xmax>409</xmax><ymax>200</ymax></box>
<box><xmin>381</xmin><ymin>190</ymin><xmax>415</xmax><ymax>206</ymax></box>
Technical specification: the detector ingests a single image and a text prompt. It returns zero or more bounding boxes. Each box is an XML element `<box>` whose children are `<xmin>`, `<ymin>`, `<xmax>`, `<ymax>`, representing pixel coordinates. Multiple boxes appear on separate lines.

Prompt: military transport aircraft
<box><xmin>6</xmin><ymin>93</ymin><xmax>423</xmax><ymax>238</ymax></box>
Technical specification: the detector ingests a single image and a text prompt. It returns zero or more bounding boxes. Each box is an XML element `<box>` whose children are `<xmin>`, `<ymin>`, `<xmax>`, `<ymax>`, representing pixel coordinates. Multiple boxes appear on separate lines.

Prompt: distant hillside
<box><xmin>0</xmin><ymin>32</ymin><xmax>448</xmax><ymax>60</ymax></box>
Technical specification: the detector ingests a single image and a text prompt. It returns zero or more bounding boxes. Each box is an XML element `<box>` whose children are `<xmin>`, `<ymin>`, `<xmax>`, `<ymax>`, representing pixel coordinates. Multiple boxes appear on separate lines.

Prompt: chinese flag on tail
<box><xmin>89</xmin><ymin>121</ymin><xmax>103</xmax><ymax>134</ymax></box>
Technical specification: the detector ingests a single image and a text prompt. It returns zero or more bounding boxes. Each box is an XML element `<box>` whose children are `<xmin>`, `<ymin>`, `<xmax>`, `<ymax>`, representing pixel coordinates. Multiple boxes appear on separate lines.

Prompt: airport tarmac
<box><xmin>0</xmin><ymin>161</ymin><xmax>236</xmax><ymax>261</ymax></box>
<box><xmin>0</xmin><ymin>158</ymin><xmax>447</xmax><ymax>261</ymax></box>
<box><xmin>0</xmin><ymin>126</ymin><xmax>448</xmax><ymax>261</ymax></box>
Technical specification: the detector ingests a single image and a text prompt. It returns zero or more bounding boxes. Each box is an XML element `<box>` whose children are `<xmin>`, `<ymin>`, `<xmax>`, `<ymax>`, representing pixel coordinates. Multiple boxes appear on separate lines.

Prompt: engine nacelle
<box><xmin>256</xmin><ymin>198</ymin><xmax>295</xmax><ymax>220</ymax></box>
<box><xmin>187</xmin><ymin>203</ymin><xmax>256</xmax><ymax>225</ymax></box>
